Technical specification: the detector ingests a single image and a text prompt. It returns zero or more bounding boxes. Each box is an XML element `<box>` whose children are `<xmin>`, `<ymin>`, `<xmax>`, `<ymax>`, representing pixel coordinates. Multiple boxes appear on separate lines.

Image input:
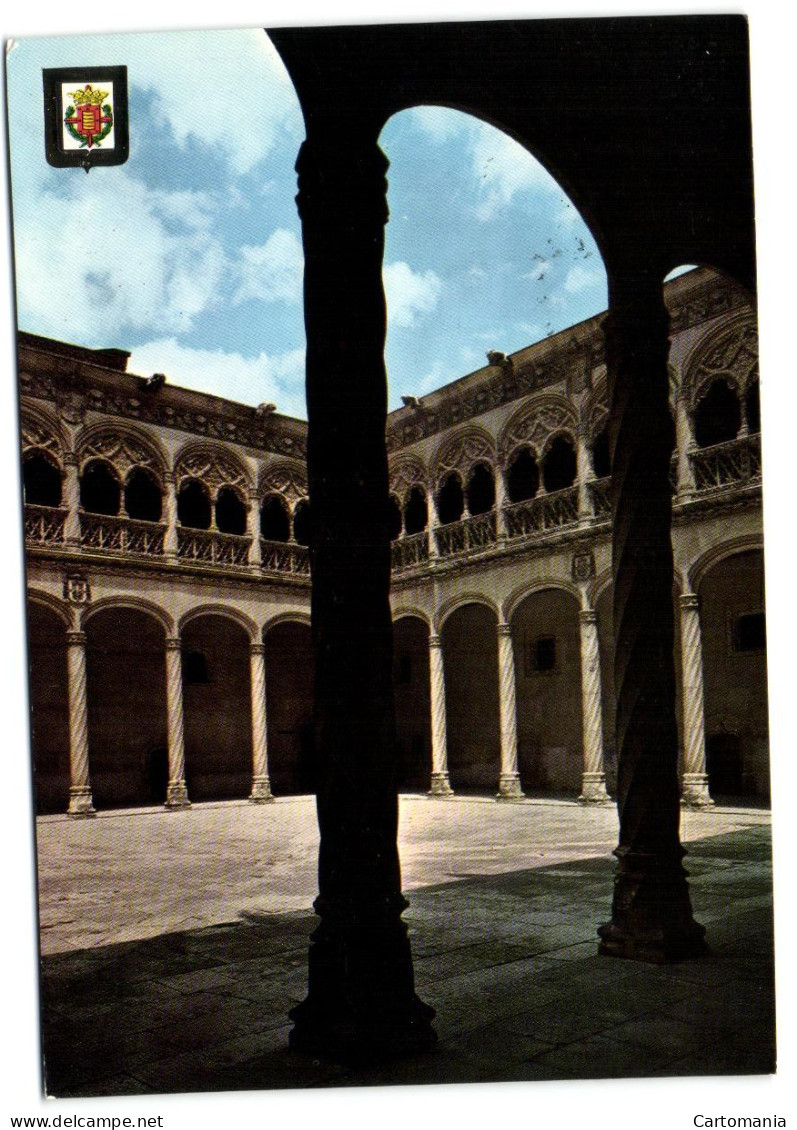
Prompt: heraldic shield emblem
<box><xmin>43</xmin><ymin>66</ymin><xmax>129</xmax><ymax>171</ymax></box>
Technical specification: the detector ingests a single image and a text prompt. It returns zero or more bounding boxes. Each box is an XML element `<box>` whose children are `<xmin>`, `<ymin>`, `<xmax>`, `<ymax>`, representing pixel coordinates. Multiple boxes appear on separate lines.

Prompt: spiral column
<box><xmin>578</xmin><ymin>606</ymin><xmax>611</xmax><ymax>803</ymax></box>
<box><xmin>164</xmin><ymin>636</ymin><xmax>190</xmax><ymax>809</ymax></box>
<box><xmin>63</xmin><ymin>452</ymin><xmax>81</xmax><ymax>548</ymax></box>
<box><xmin>679</xmin><ymin>592</ymin><xmax>713</xmax><ymax>808</ymax></box>
<box><xmin>496</xmin><ymin>622</ymin><xmax>524</xmax><ymax>799</ymax></box>
<box><xmin>247</xmin><ymin>492</ymin><xmax>262</xmax><ymax>569</ymax></box>
<box><xmin>249</xmin><ymin>641</ymin><xmax>273</xmax><ymax>802</ymax></box>
<box><xmin>597</xmin><ymin>275</ymin><xmax>705</xmax><ymax>963</ymax></box>
<box><xmin>163</xmin><ymin>472</ymin><xmax>178</xmax><ymax>561</ymax></box>
<box><xmin>65</xmin><ymin>629</ymin><xmax>94</xmax><ymax>817</ymax></box>
<box><xmin>427</xmin><ymin>634</ymin><xmax>453</xmax><ymax>796</ymax></box>
<box><xmin>287</xmin><ymin>128</ymin><xmax>435</xmax><ymax>1061</ymax></box>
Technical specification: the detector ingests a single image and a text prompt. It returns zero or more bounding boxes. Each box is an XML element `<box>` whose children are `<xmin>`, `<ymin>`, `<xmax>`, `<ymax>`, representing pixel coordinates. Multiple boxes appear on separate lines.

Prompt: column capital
<box><xmin>165</xmin><ymin>636</ymin><xmax>182</xmax><ymax>652</ymax></box>
<box><xmin>63</xmin><ymin>450</ymin><xmax>79</xmax><ymax>468</ymax></box>
<box><xmin>428</xmin><ymin>634</ymin><xmax>442</xmax><ymax>649</ymax></box>
<box><xmin>296</xmin><ymin>137</ymin><xmax>389</xmax><ymax>228</ymax></box>
<box><xmin>579</xmin><ymin>608</ymin><xmax>597</xmax><ymax>625</ymax></box>
<box><xmin>164</xmin><ymin>470</ymin><xmax>176</xmax><ymax>485</ymax></box>
<box><xmin>65</xmin><ymin>630</ymin><xmax>86</xmax><ymax>647</ymax></box>
<box><xmin>250</xmin><ymin>641</ymin><xmax>267</xmax><ymax>657</ymax></box>
<box><xmin>679</xmin><ymin>592</ymin><xmax>699</xmax><ymax>612</ymax></box>
<box><xmin>497</xmin><ymin>622</ymin><xmax>512</xmax><ymax>638</ymax></box>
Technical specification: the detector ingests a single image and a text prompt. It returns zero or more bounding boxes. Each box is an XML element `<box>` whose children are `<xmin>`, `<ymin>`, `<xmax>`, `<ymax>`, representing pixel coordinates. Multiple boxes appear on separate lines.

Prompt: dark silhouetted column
<box><xmin>598</xmin><ymin>275</ymin><xmax>706</xmax><ymax>963</ymax></box>
<box><xmin>288</xmin><ymin>130</ymin><xmax>436</xmax><ymax>1060</ymax></box>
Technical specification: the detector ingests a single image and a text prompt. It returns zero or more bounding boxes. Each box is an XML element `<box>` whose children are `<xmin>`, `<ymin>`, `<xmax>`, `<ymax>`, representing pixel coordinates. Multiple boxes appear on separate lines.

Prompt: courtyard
<box><xmin>35</xmin><ymin>794</ymin><xmax>774</xmax><ymax>1096</ymax></box>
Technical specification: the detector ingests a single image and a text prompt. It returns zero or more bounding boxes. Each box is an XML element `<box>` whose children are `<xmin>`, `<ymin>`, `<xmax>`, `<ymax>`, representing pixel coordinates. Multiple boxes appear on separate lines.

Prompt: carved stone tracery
<box><xmin>175</xmin><ymin>446</ymin><xmax>249</xmax><ymax>499</ymax></box>
<box><xmin>435</xmin><ymin>431</ymin><xmax>494</xmax><ymax>485</ymax></box>
<box><xmin>500</xmin><ymin>398</ymin><xmax>577</xmax><ymax>463</ymax></box>
<box><xmin>79</xmin><ymin>431</ymin><xmax>163</xmax><ymax>481</ymax></box>
<box><xmin>688</xmin><ymin>318</ymin><xmax>759</xmax><ymax>409</ymax></box>
<box><xmin>259</xmin><ymin>461</ymin><xmax>308</xmax><ymax>509</ymax></box>
<box><xmin>389</xmin><ymin>457</ymin><xmax>427</xmax><ymax>500</ymax></box>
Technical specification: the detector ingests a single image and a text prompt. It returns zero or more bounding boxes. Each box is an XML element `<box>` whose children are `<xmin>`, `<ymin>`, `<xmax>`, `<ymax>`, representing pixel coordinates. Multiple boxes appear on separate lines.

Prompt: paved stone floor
<box><xmin>35</xmin><ymin>795</ymin><xmax>775</xmax><ymax>1096</ymax></box>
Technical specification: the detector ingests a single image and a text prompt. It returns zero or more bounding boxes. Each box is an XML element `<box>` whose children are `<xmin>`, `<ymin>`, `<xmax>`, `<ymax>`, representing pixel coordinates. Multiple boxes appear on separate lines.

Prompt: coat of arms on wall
<box><xmin>43</xmin><ymin>66</ymin><xmax>129</xmax><ymax>171</ymax></box>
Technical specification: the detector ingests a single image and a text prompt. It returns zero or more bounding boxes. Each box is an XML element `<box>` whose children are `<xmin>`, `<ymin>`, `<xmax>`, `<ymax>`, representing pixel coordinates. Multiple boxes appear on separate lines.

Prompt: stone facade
<box><xmin>19</xmin><ymin>266</ymin><xmax>767</xmax><ymax>816</ymax></box>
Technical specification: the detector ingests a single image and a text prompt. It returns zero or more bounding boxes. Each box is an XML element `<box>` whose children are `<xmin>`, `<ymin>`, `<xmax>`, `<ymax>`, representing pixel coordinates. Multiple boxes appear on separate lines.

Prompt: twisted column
<box><xmin>578</xmin><ymin>606</ymin><xmax>611</xmax><ymax>803</ymax></box>
<box><xmin>247</xmin><ymin>492</ymin><xmax>262</xmax><ymax>569</ymax></box>
<box><xmin>63</xmin><ymin>453</ymin><xmax>81</xmax><ymax>548</ymax></box>
<box><xmin>249</xmin><ymin>642</ymin><xmax>273</xmax><ymax>802</ymax></box>
<box><xmin>287</xmin><ymin>130</ymin><xmax>435</xmax><ymax>1061</ymax></box>
<box><xmin>679</xmin><ymin>593</ymin><xmax>713</xmax><ymax>807</ymax></box>
<box><xmin>428</xmin><ymin>489</ymin><xmax>440</xmax><ymax>560</ymax></box>
<box><xmin>65</xmin><ymin>629</ymin><xmax>94</xmax><ymax>817</ymax></box>
<box><xmin>674</xmin><ymin>391</ymin><xmax>696</xmax><ymax>498</ymax></box>
<box><xmin>163</xmin><ymin>472</ymin><xmax>178</xmax><ymax>561</ymax></box>
<box><xmin>494</xmin><ymin>463</ymin><xmax>508</xmax><ymax>541</ymax></box>
<box><xmin>164</xmin><ymin>637</ymin><xmax>190</xmax><ymax>809</ymax></box>
<box><xmin>597</xmin><ymin>275</ymin><xmax>705</xmax><ymax>963</ymax></box>
<box><xmin>576</xmin><ymin>423</ymin><xmax>594</xmax><ymax>522</ymax></box>
<box><xmin>427</xmin><ymin>634</ymin><xmax>452</xmax><ymax>796</ymax></box>
<box><xmin>496</xmin><ymin>623</ymin><xmax>524</xmax><ymax>799</ymax></box>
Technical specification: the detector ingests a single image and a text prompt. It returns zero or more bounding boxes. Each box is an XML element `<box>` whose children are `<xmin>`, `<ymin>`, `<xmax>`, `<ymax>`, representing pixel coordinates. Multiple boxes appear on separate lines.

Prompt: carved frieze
<box><xmin>79</xmin><ymin>431</ymin><xmax>162</xmax><ymax>477</ymax></box>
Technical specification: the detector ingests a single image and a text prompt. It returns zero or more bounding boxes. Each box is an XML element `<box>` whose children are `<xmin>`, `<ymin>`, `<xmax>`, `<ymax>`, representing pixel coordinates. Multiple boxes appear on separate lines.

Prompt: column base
<box><xmin>165</xmin><ymin>780</ymin><xmax>191</xmax><ymax>809</ymax></box>
<box><xmin>680</xmin><ymin>773</ymin><xmax>714</xmax><ymax>808</ymax></box>
<box><xmin>67</xmin><ymin>786</ymin><xmax>95</xmax><ymax>818</ymax></box>
<box><xmin>428</xmin><ymin>772</ymin><xmax>454</xmax><ymax>797</ymax></box>
<box><xmin>249</xmin><ymin>776</ymin><xmax>274</xmax><ymax>803</ymax></box>
<box><xmin>578</xmin><ymin>772</ymin><xmax>613</xmax><ymax>804</ymax></box>
<box><xmin>288</xmin><ymin>898</ymin><xmax>437</xmax><ymax>1064</ymax></box>
<box><xmin>496</xmin><ymin>773</ymin><xmax>525</xmax><ymax>800</ymax></box>
<box><xmin>598</xmin><ymin>847</ymin><xmax>707</xmax><ymax>964</ymax></box>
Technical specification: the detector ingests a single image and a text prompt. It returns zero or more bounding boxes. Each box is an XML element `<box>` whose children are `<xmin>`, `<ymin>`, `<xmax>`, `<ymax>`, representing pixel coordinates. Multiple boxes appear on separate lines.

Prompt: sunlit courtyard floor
<box><xmin>35</xmin><ymin>795</ymin><xmax>774</xmax><ymax>1095</ymax></box>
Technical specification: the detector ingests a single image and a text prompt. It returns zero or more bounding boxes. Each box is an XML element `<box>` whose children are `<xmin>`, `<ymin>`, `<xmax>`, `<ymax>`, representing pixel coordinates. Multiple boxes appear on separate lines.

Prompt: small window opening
<box><xmin>542</xmin><ymin>436</ymin><xmax>577</xmax><ymax>492</ymax></box>
<box><xmin>215</xmin><ymin>486</ymin><xmax>247</xmax><ymax>535</ymax></box>
<box><xmin>733</xmin><ymin>612</ymin><xmax>766</xmax><ymax>653</ymax></box>
<box><xmin>467</xmin><ymin>463</ymin><xmax>495</xmax><ymax>516</ymax></box>
<box><xmin>694</xmin><ymin>380</ymin><xmax>741</xmax><ymax>448</ymax></box>
<box><xmin>526</xmin><ymin>634</ymin><xmax>556</xmax><ymax>675</ymax></box>
<box><xmin>177</xmin><ymin>478</ymin><xmax>211</xmax><ymax>530</ymax></box>
<box><xmin>80</xmin><ymin>459</ymin><xmax>120</xmax><ymax>516</ymax></box>
<box><xmin>404</xmin><ymin>487</ymin><xmax>428</xmax><ymax>535</ymax></box>
<box><xmin>507</xmin><ymin>448</ymin><xmax>539</xmax><ymax>503</ymax></box>
<box><xmin>436</xmin><ymin>473</ymin><xmax>464</xmax><ymax>524</ymax></box>
<box><xmin>260</xmin><ymin>495</ymin><xmax>290</xmax><ymax>542</ymax></box>
<box><xmin>125</xmin><ymin>467</ymin><xmax>162</xmax><ymax>522</ymax></box>
<box><xmin>23</xmin><ymin>453</ymin><xmax>62</xmax><ymax>507</ymax></box>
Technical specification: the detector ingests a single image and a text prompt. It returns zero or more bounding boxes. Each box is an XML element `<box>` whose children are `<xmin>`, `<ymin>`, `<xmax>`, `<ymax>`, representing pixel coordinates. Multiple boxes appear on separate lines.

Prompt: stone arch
<box><xmin>436</xmin><ymin>590</ymin><xmax>500</xmax><ymax>633</ymax></box>
<box><xmin>174</xmin><ymin>441</ymin><xmax>252</xmax><ymax>500</ymax></box>
<box><xmin>257</xmin><ymin>460</ymin><xmax>308</xmax><ymax>511</ymax></box>
<box><xmin>84</xmin><ymin>596</ymin><xmax>175</xmax><ymax>637</ymax></box>
<box><xmin>179</xmin><ymin>604</ymin><xmax>258</xmax><ymax>643</ymax></box>
<box><xmin>503</xmin><ymin>577</ymin><xmax>582</xmax><ymax>623</ymax></box>
<box><xmin>263</xmin><ymin>610</ymin><xmax>313</xmax><ymax>634</ymax></box>
<box><xmin>27</xmin><ymin>588</ymin><xmax>73</xmax><ymax>628</ymax></box>
<box><xmin>21</xmin><ymin>405</ymin><xmax>67</xmax><ymax>462</ymax></box>
<box><xmin>432</xmin><ymin>426</ymin><xmax>496</xmax><ymax>487</ymax></box>
<box><xmin>392</xmin><ymin>606</ymin><xmax>433</xmax><ymax>629</ymax></box>
<box><xmin>687</xmin><ymin>534</ymin><xmax>764</xmax><ymax>595</ymax></box>
<box><xmin>76</xmin><ymin>422</ymin><xmax>168</xmax><ymax>483</ymax></box>
<box><xmin>499</xmin><ymin>395</ymin><xmax>578</xmax><ymax>464</ymax></box>
<box><xmin>682</xmin><ymin>312</ymin><xmax>758</xmax><ymax>411</ymax></box>
<box><xmin>389</xmin><ymin>455</ymin><xmax>429</xmax><ymax>502</ymax></box>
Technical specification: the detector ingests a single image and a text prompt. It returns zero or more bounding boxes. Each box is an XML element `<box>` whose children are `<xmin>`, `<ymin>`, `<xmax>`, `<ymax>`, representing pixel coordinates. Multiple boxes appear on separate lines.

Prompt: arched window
<box><xmin>404</xmin><ymin>486</ymin><xmax>428</xmax><ymax>535</ymax></box>
<box><xmin>745</xmin><ymin>380</ymin><xmax>761</xmax><ymax>435</ymax></box>
<box><xmin>436</xmin><ymin>473</ymin><xmax>464</xmax><ymax>524</ymax></box>
<box><xmin>80</xmin><ymin>459</ymin><xmax>120</xmax><ymax>516</ymax></box>
<box><xmin>694</xmin><ymin>379</ymin><xmax>741</xmax><ymax>448</ymax></box>
<box><xmin>22</xmin><ymin>453</ymin><xmax>62</xmax><ymax>507</ymax></box>
<box><xmin>542</xmin><ymin>436</ymin><xmax>577</xmax><ymax>492</ymax></box>
<box><xmin>124</xmin><ymin>467</ymin><xmax>162</xmax><ymax>522</ymax></box>
<box><xmin>466</xmin><ymin>463</ymin><xmax>495</xmax><ymax>516</ymax></box>
<box><xmin>506</xmin><ymin>448</ymin><xmax>539</xmax><ymax>503</ymax></box>
<box><xmin>591</xmin><ymin>427</ymin><xmax>611</xmax><ymax>479</ymax></box>
<box><xmin>293</xmin><ymin>499</ymin><xmax>312</xmax><ymax>546</ymax></box>
<box><xmin>215</xmin><ymin>486</ymin><xmax>247</xmax><ymax>535</ymax></box>
<box><xmin>177</xmin><ymin>478</ymin><xmax>211</xmax><ymax>530</ymax></box>
<box><xmin>387</xmin><ymin>495</ymin><xmax>403</xmax><ymax>541</ymax></box>
<box><xmin>260</xmin><ymin>495</ymin><xmax>290</xmax><ymax>542</ymax></box>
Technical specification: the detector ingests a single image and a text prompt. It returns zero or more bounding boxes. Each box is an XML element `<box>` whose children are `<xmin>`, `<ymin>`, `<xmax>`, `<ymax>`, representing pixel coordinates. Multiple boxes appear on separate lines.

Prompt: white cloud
<box><xmin>407</xmin><ymin>106</ymin><xmax>468</xmax><ymax>143</ymax></box>
<box><xmin>233</xmin><ymin>229</ymin><xmax>304</xmax><ymax>305</ymax></box>
<box><xmin>563</xmin><ymin>264</ymin><xmax>604</xmax><ymax>294</ymax></box>
<box><xmin>13</xmin><ymin>173</ymin><xmax>229</xmax><ymax>343</ymax></box>
<box><xmin>383</xmin><ymin>261</ymin><xmax>442</xmax><ymax>327</ymax></box>
<box><xmin>127</xmin><ymin>338</ymin><xmax>307</xmax><ymax>417</ymax></box>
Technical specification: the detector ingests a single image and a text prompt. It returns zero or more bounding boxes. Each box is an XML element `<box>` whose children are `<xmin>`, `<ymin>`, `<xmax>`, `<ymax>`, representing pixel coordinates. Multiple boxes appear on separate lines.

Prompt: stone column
<box><xmin>249</xmin><ymin>642</ymin><xmax>273</xmax><ymax>802</ymax></box>
<box><xmin>248</xmin><ymin>491</ymin><xmax>262</xmax><ymax>569</ymax></box>
<box><xmin>428</xmin><ymin>488</ymin><xmax>440</xmax><ymax>560</ymax></box>
<box><xmin>577</xmin><ymin>605</ymin><xmax>611</xmax><ymax>803</ymax></box>
<box><xmin>679</xmin><ymin>592</ymin><xmax>713</xmax><ymax>808</ymax></box>
<box><xmin>576</xmin><ymin>424</ymin><xmax>594</xmax><ymax>522</ymax></box>
<box><xmin>65</xmin><ymin>629</ymin><xmax>94</xmax><ymax>817</ymax></box>
<box><xmin>287</xmin><ymin>130</ymin><xmax>435</xmax><ymax>1061</ymax></box>
<box><xmin>164</xmin><ymin>637</ymin><xmax>190</xmax><ymax>809</ymax></box>
<box><xmin>63</xmin><ymin>452</ymin><xmax>81</xmax><ymax>548</ymax></box>
<box><xmin>674</xmin><ymin>391</ymin><xmax>696</xmax><ymax>498</ymax></box>
<box><xmin>494</xmin><ymin>462</ymin><xmax>508</xmax><ymax>542</ymax></box>
<box><xmin>597</xmin><ymin>274</ymin><xmax>705</xmax><ymax>963</ymax></box>
<box><xmin>496</xmin><ymin>622</ymin><xmax>524</xmax><ymax>799</ymax></box>
<box><xmin>163</xmin><ymin>472</ymin><xmax>179</xmax><ymax>562</ymax></box>
<box><xmin>427</xmin><ymin>634</ymin><xmax>453</xmax><ymax>796</ymax></box>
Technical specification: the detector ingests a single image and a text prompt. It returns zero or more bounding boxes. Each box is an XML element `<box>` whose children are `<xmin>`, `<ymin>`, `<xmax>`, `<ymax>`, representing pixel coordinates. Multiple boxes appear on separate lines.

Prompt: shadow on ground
<box><xmin>40</xmin><ymin>826</ymin><xmax>775</xmax><ymax>1096</ymax></box>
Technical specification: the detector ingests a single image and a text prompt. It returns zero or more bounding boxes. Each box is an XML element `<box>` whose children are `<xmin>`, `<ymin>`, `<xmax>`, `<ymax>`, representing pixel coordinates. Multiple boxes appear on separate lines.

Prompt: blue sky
<box><xmin>6</xmin><ymin>26</ymin><xmax>609</xmax><ymax>419</ymax></box>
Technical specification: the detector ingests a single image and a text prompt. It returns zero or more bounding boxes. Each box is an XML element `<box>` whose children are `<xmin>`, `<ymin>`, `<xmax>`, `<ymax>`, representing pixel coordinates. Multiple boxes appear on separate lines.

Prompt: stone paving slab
<box><xmin>34</xmin><ymin>797</ymin><xmax>775</xmax><ymax>1096</ymax></box>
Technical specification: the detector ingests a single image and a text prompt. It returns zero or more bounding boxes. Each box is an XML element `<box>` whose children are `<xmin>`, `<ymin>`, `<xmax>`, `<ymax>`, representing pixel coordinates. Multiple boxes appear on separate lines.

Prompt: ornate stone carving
<box><xmin>689</xmin><ymin>318</ymin><xmax>759</xmax><ymax>407</ymax></box>
<box><xmin>175</xmin><ymin>446</ymin><xmax>249</xmax><ymax>496</ymax></box>
<box><xmin>259</xmin><ymin>461</ymin><xmax>308</xmax><ymax>507</ymax></box>
<box><xmin>500</xmin><ymin>398</ymin><xmax>577</xmax><ymax>461</ymax></box>
<box><xmin>572</xmin><ymin>549</ymin><xmax>595</xmax><ymax>581</ymax></box>
<box><xmin>389</xmin><ymin>457</ymin><xmax>427</xmax><ymax>498</ymax></box>
<box><xmin>21</xmin><ymin>414</ymin><xmax>62</xmax><ymax>459</ymax></box>
<box><xmin>63</xmin><ymin>573</ymin><xmax>90</xmax><ymax>605</ymax></box>
<box><xmin>79</xmin><ymin>431</ymin><xmax>161</xmax><ymax>478</ymax></box>
<box><xmin>435</xmin><ymin>431</ymin><xmax>494</xmax><ymax>481</ymax></box>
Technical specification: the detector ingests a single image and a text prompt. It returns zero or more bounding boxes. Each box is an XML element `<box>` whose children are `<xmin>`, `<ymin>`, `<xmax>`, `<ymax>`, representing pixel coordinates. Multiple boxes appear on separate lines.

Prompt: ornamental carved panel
<box><xmin>389</xmin><ymin>457</ymin><xmax>427</xmax><ymax>498</ymax></box>
<box><xmin>259</xmin><ymin>461</ymin><xmax>308</xmax><ymax>507</ymax></box>
<box><xmin>80</xmin><ymin>431</ymin><xmax>162</xmax><ymax>479</ymax></box>
<box><xmin>435</xmin><ymin>431</ymin><xmax>495</xmax><ymax>481</ymax></box>
<box><xmin>21</xmin><ymin>413</ymin><xmax>62</xmax><ymax>459</ymax></box>
<box><xmin>689</xmin><ymin>319</ymin><xmax>759</xmax><ymax>407</ymax></box>
<box><xmin>500</xmin><ymin>398</ymin><xmax>577</xmax><ymax>460</ymax></box>
<box><xmin>175</xmin><ymin>446</ymin><xmax>249</xmax><ymax>496</ymax></box>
